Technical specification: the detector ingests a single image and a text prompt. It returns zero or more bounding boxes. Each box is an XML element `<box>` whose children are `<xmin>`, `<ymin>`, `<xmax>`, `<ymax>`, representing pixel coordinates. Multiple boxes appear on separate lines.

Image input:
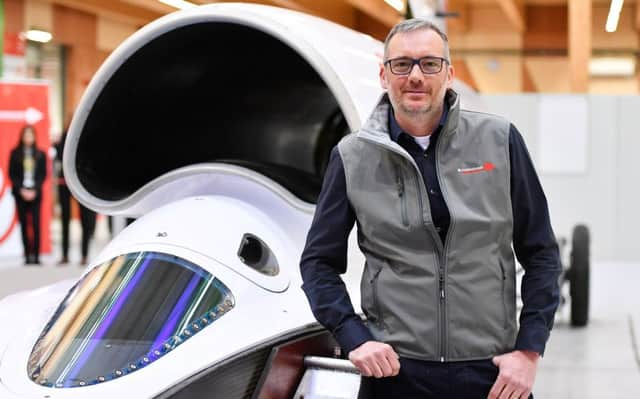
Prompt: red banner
<box><xmin>0</xmin><ymin>81</ymin><xmax>52</xmax><ymax>257</ymax></box>
<box><xmin>3</xmin><ymin>32</ymin><xmax>26</xmax><ymax>56</ymax></box>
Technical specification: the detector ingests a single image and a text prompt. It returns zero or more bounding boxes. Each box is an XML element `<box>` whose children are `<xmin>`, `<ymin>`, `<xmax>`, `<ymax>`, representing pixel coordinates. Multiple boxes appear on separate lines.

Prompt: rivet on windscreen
<box><xmin>157</xmin><ymin>232</ymin><xmax>167</xmax><ymax>237</ymax></box>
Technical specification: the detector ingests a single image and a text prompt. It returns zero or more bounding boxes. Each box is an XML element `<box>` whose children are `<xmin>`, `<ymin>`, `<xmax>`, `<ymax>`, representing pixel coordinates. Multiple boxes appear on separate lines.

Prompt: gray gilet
<box><xmin>338</xmin><ymin>90</ymin><xmax>517</xmax><ymax>361</ymax></box>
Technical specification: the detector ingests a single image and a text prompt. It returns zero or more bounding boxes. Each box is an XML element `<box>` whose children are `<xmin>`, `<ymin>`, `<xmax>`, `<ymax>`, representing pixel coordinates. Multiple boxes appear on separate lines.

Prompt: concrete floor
<box><xmin>1</xmin><ymin>227</ymin><xmax>639</xmax><ymax>398</ymax></box>
<box><xmin>0</xmin><ymin>217</ymin><xmax>111</xmax><ymax>298</ymax></box>
<box><xmin>535</xmin><ymin>261</ymin><xmax>640</xmax><ymax>398</ymax></box>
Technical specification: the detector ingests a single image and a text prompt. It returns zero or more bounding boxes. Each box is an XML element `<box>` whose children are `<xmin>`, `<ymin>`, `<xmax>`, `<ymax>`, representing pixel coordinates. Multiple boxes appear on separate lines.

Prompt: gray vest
<box><xmin>338</xmin><ymin>91</ymin><xmax>517</xmax><ymax>361</ymax></box>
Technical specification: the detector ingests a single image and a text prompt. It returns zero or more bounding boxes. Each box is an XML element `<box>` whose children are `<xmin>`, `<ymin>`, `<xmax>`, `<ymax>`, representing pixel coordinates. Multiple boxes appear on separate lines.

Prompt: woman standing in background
<box><xmin>8</xmin><ymin>125</ymin><xmax>47</xmax><ymax>265</ymax></box>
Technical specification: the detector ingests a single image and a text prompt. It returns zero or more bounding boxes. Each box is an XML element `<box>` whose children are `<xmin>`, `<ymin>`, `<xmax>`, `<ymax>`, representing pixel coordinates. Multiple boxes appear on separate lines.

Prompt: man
<box><xmin>300</xmin><ymin>19</ymin><xmax>560</xmax><ymax>399</ymax></box>
<box><xmin>54</xmin><ymin>125</ymin><xmax>97</xmax><ymax>266</ymax></box>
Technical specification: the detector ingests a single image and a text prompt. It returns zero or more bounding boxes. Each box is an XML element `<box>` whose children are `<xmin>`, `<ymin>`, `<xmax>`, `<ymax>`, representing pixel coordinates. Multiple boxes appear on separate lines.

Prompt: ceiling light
<box><xmin>384</xmin><ymin>0</ymin><xmax>405</xmax><ymax>13</ymax></box>
<box><xmin>158</xmin><ymin>0</ymin><xmax>197</xmax><ymax>10</ymax></box>
<box><xmin>24</xmin><ymin>29</ymin><xmax>52</xmax><ymax>43</ymax></box>
<box><xmin>589</xmin><ymin>57</ymin><xmax>635</xmax><ymax>77</ymax></box>
<box><xmin>605</xmin><ymin>0</ymin><xmax>624</xmax><ymax>32</ymax></box>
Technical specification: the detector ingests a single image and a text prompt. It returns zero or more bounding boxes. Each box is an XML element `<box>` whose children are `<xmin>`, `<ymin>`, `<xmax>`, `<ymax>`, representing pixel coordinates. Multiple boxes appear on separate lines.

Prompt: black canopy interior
<box><xmin>76</xmin><ymin>22</ymin><xmax>350</xmax><ymax>204</ymax></box>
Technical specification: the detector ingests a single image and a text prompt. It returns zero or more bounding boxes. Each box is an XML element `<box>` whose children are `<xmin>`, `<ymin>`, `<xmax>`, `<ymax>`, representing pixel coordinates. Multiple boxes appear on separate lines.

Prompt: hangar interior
<box><xmin>2</xmin><ymin>1</ymin><xmax>640</xmax><ymax>398</ymax></box>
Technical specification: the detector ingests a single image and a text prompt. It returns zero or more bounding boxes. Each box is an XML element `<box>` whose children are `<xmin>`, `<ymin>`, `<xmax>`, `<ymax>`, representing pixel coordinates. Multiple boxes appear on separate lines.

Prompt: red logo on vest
<box><xmin>457</xmin><ymin>162</ymin><xmax>495</xmax><ymax>175</ymax></box>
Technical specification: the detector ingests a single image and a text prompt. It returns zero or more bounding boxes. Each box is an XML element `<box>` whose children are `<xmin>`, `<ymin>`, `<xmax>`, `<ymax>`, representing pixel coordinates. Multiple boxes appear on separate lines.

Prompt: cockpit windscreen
<box><xmin>27</xmin><ymin>252</ymin><xmax>234</xmax><ymax>388</ymax></box>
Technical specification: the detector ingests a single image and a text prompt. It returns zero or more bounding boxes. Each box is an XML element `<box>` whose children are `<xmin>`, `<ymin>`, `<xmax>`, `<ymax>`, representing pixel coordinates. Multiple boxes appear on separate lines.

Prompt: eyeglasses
<box><xmin>384</xmin><ymin>56</ymin><xmax>449</xmax><ymax>75</ymax></box>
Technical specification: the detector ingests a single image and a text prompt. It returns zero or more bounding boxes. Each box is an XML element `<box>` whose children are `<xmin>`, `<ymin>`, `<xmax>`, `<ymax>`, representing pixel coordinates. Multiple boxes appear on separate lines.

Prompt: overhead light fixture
<box><xmin>605</xmin><ymin>0</ymin><xmax>624</xmax><ymax>32</ymax></box>
<box><xmin>384</xmin><ymin>0</ymin><xmax>405</xmax><ymax>13</ymax></box>
<box><xmin>589</xmin><ymin>57</ymin><xmax>636</xmax><ymax>77</ymax></box>
<box><xmin>158</xmin><ymin>0</ymin><xmax>197</xmax><ymax>10</ymax></box>
<box><xmin>23</xmin><ymin>29</ymin><xmax>52</xmax><ymax>43</ymax></box>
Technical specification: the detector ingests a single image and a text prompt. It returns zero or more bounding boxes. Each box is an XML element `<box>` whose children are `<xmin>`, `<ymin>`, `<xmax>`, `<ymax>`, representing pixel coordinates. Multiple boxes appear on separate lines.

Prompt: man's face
<box><xmin>380</xmin><ymin>29</ymin><xmax>454</xmax><ymax>118</ymax></box>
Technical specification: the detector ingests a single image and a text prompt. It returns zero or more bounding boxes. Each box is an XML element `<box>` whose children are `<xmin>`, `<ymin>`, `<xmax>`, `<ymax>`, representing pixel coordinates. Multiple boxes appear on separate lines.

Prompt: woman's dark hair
<box><xmin>17</xmin><ymin>125</ymin><xmax>37</xmax><ymax>149</ymax></box>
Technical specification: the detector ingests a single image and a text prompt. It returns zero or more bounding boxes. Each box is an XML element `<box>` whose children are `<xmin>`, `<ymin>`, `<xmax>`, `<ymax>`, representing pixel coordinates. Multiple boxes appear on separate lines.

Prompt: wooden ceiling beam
<box><xmin>47</xmin><ymin>0</ymin><xmax>162</xmax><ymax>26</ymax></box>
<box><xmin>446</xmin><ymin>0</ymin><xmax>469</xmax><ymax>33</ymax></box>
<box><xmin>118</xmin><ymin>0</ymin><xmax>181</xmax><ymax>15</ymax></box>
<box><xmin>568</xmin><ymin>0</ymin><xmax>591</xmax><ymax>92</ymax></box>
<box><xmin>235</xmin><ymin>0</ymin><xmax>357</xmax><ymax>28</ymax></box>
<box><xmin>496</xmin><ymin>0</ymin><xmax>526</xmax><ymax>33</ymax></box>
<box><xmin>340</xmin><ymin>0</ymin><xmax>402</xmax><ymax>28</ymax></box>
<box><xmin>215</xmin><ymin>0</ymin><xmax>310</xmax><ymax>13</ymax></box>
<box><xmin>257</xmin><ymin>0</ymin><xmax>309</xmax><ymax>12</ymax></box>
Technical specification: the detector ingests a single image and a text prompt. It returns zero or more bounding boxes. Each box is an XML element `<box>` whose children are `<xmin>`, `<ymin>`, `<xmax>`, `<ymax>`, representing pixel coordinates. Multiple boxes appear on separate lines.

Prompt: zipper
<box><xmin>371</xmin><ymin>267</ymin><xmax>387</xmax><ymax>330</ymax></box>
<box><xmin>395</xmin><ymin>165</ymin><xmax>410</xmax><ymax>227</ymax></box>
<box><xmin>408</xmin><ymin>162</ymin><xmax>446</xmax><ymax>359</ymax></box>
<box><xmin>499</xmin><ymin>260</ymin><xmax>508</xmax><ymax>329</ymax></box>
<box><xmin>438</xmin><ymin>264</ymin><xmax>445</xmax><ymax>363</ymax></box>
<box><xmin>434</xmin><ymin>131</ymin><xmax>454</xmax><ymax>363</ymax></box>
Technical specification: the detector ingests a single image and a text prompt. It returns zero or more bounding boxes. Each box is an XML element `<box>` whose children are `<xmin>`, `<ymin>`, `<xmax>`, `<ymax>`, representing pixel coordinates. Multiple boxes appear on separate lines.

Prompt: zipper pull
<box><xmin>396</xmin><ymin>175</ymin><xmax>404</xmax><ymax>197</ymax></box>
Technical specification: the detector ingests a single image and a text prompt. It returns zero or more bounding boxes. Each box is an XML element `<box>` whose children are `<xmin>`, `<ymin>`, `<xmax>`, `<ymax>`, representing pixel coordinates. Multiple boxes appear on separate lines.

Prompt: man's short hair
<box><xmin>383</xmin><ymin>19</ymin><xmax>450</xmax><ymax>61</ymax></box>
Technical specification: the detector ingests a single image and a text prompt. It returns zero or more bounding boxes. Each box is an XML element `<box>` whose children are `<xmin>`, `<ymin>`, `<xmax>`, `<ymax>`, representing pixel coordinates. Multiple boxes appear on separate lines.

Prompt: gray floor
<box><xmin>536</xmin><ymin>261</ymin><xmax>640</xmax><ymax>397</ymax></box>
<box><xmin>0</xmin><ymin>218</ymin><xmax>111</xmax><ymax>298</ymax></box>
<box><xmin>1</xmin><ymin>228</ymin><xmax>639</xmax><ymax>397</ymax></box>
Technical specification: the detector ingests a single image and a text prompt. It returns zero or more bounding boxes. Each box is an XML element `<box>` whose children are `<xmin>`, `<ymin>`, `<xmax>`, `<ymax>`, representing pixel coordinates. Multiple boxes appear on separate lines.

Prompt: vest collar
<box><xmin>358</xmin><ymin>89</ymin><xmax>460</xmax><ymax>146</ymax></box>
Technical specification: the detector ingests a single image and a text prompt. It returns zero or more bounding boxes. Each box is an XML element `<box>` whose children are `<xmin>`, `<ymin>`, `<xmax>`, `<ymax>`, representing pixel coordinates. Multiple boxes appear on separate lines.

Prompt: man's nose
<box><xmin>408</xmin><ymin>64</ymin><xmax>424</xmax><ymax>83</ymax></box>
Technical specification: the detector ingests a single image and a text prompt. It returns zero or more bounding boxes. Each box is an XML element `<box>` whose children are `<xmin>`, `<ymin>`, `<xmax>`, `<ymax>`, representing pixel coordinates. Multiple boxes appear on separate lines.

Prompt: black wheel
<box><xmin>569</xmin><ymin>224</ymin><xmax>590</xmax><ymax>327</ymax></box>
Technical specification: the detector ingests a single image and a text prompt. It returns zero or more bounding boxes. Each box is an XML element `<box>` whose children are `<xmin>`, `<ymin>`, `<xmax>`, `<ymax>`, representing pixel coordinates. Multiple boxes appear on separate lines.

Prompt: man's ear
<box><xmin>446</xmin><ymin>63</ymin><xmax>455</xmax><ymax>89</ymax></box>
<box><xmin>379</xmin><ymin>62</ymin><xmax>388</xmax><ymax>90</ymax></box>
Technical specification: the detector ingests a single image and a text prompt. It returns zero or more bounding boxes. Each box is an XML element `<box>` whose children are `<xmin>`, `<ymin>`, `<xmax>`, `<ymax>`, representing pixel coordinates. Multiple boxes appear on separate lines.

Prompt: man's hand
<box><xmin>348</xmin><ymin>341</ymin><xmax>400</xmax><ymax>378</ymax></box>
<box><xmin>488</xmin><ymin>350</ymin><xmax>539</xmax><ymax>399</ymax></box>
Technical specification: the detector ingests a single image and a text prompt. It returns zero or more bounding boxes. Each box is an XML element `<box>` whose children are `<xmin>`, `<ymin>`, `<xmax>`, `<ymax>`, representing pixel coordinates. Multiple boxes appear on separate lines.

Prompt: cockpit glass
<box><xmin>27</xmin><ymin>252</ymin><xmax>234</xmax><ymax>388</ymax></box>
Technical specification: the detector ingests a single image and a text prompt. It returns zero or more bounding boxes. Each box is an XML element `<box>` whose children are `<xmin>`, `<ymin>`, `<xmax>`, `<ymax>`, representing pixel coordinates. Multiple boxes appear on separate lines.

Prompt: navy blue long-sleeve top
<box><xmin>300</xmin><ymin>107</ymin><xmax>561</xmax><ymax>358</ymax></box>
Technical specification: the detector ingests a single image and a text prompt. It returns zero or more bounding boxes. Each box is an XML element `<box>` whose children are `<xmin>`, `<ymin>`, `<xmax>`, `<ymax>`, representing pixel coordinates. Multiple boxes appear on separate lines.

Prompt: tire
<box><xmin>569</xmin><ymin>224</ymin><xmax>590</xmax><ymax>327</ymax></box>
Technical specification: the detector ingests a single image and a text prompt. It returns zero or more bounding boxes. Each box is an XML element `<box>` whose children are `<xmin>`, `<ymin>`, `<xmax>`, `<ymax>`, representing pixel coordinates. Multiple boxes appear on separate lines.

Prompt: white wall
<box><xmin>480</xmin><ymin>95</ymin><xmax>640</xmax><ymax>262</ymax></box>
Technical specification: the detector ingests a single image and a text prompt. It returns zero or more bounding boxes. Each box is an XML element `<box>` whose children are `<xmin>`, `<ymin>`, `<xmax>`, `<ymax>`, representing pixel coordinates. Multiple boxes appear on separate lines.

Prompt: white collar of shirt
<box><xmin>412</xmin><ymin>135</ymin><xmax>431</xmax><ymax>151</ymax></box>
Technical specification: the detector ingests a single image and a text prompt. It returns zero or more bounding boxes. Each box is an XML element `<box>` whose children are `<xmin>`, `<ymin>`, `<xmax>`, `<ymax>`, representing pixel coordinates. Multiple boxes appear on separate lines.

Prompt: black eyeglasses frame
<box><xmin>383</xmin><ymin>56</ymin><xmax>450</xmax><ymax>75</ymax></box>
